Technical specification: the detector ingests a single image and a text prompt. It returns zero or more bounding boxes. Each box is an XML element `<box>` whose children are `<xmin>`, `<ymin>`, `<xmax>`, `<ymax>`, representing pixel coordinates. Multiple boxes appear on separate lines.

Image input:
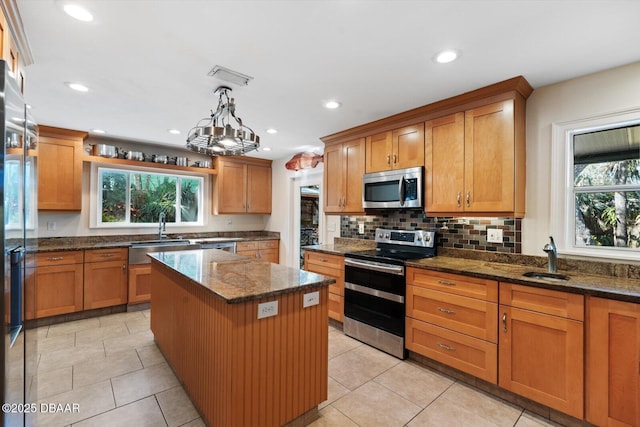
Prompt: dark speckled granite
<box><xmin>149</xmin><ymin>249</ymin><xmax>335</xmax><ymax>303</ymax></box>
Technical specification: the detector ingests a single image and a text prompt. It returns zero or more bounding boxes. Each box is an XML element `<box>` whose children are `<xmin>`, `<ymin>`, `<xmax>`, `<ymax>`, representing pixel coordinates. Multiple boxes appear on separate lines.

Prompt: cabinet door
<box><xmin>323</xmin><ymin>144</ymin><xmax>344</xmax><ymax>213</ymax></box>
<box><xmin>328</xmin><ymin>292</ymin><xmax>344</xmax><ymax>322</ymax></box>
<box><xmin>246</xmin><ymin>164</ymin><xmax>272</xmax><ymax>214</ymax></box>
<box><xmin>392</xmin><ymin>124</ymin><xmax>424</xmax><ymax>170</ymax></box>
<box><xmin>341</xmin><ymin>138</ymin><xmax>365</xmax><ymax>213</ymax></box>
<box><xmin>37</xmin><ymin>131</ymin><xmax>84</xmax><ymax>211</ymax></box>
<box><xmin>587</xmin><ymin>297</ymin><xmax>640</xmax><ymax>427</ymax></box>
<box><xmin>425</xmin><ymin>112</ymin><xmax>465</xmax><ymax>213</ymax></box>
<box><xmin>128</xmin><ymin>264</ymin><xmax>152</xmax><ymax>304</ymax></box>
<box><xmin>464</xmin><ymin>100</ymin><xmax>515</xmax><ymax>213</ymax></box>
<box><xmin>84</xmin><ymin>260</ymin><xmax>128</xmax><ymax>309</ymax></box>
<box><xmin>499</xmin><ymin>305</ymin><xmax>584</xmax><ymax>419</ymax></box>
<box><xmin>365</xmin><ymin>131</ymin><xmax>392</xmax><ymax>173</ymax></box>
<box><xmin>215</xmin><ymin>161</ymin><xmax>247</xmax><ymax>214</ymax></box>
<box><xmin>34</xmin><ymin>264</ymin><xmax>83</xmax><ymax>318</ymax></box>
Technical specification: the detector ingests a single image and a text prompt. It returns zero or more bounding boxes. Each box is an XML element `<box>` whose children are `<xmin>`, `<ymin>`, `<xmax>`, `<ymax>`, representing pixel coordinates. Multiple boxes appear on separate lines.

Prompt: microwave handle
<box><xmin>398</xmin><ymin>176</ymin><xmax>406</xmax><ymax>206</ymax></box>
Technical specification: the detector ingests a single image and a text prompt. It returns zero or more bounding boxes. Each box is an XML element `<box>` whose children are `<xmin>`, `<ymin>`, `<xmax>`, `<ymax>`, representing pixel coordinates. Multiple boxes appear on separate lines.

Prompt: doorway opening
<box><xmin>299</xmin><ymin>185</ymin><xmax>320</xmax><ymax>267</ymax></box>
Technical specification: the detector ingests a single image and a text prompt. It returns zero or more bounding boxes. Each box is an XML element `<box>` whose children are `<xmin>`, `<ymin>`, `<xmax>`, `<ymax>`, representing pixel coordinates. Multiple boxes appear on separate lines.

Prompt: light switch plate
<box><xmin>487</xmin><ymin>228</ymin><xmax>503</xmax><ymax>243</ymax></box>
<box><xmin>303</xmin><ymin>291</ymin><xmax>319</xmax><ymax>308</ymax></box>
<box><xmin>257</xmin><ymin>301</ymin><xmax>278</xmax><ymax>319</ymax></box>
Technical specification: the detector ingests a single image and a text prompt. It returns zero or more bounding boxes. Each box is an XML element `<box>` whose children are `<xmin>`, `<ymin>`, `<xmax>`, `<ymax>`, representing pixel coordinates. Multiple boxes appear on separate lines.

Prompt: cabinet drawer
<box><xmin>500</xmin><ymin>283</ymin><xmax>584</xmax><ymax>321</ymax></box>
<box><xmin>407</xmin><ymin>268</ymin><xmax>498</xmax><ymax>302</ymax></box>
<box><xmin>328</xmin><ymin>292</ymin><xmax>344</xmax><ymax>322</ymax></box>
<box><xmin>29</xmin><ymin>250</ymin><xmax>84</xmax><ymax>267</ymax></box>
<box><xmin>406</xmin><ymin>317</ymin><xmax>497</xmax><ymax>384</ymax></box>
<box><xmin>85</xmin><ymin>248</ymin><xmax>128</xmax><ymax>263</ymax></box>
<box><xmin>258</xmin><ymin>240</ymin><xmax>278</xmax><ymax>249</ymax></box>
<box><xmin>407</xmin><ymin>286</ymin><xmax>498</xmax><ymax>343</ymax></box>
<box><xmin>304</xmin><ymin>251</ymin><xmax>344</xmax><ymax>271</ymax></box>
<box><xmin>304</xmin><ymin>263</ymin><xmax>344</xmax><ymax>295</ymax></box>
<box><xmin>237</xmin><ymin>241</ymin><xmax>259</xmax><ymax>251</ymax></box>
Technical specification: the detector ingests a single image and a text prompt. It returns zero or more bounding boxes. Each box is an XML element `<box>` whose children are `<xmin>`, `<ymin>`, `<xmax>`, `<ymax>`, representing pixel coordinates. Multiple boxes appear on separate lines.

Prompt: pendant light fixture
<box><xmin>186</xmin><ymin>86</ymin><xmax>260</xmax><ymax>156</ymax></box>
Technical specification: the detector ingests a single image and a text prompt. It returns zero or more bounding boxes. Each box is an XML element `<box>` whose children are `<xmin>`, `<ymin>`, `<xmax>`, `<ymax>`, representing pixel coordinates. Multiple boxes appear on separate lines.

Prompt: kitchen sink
<box><xmin>522</xmin><ymin>271</ymin><xmax>570</xmax><ymax>282</ymax></box>
<box><xmin>129</xmin><ymin>239</ymin><xmax>201</xmax><ymax>264</ymax></box>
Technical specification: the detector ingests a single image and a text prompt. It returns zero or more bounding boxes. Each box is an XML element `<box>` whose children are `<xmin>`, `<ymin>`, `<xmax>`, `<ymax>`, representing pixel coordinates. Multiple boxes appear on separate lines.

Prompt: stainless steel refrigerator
<box><xmin>1</xmin><ymin>59</ymin><xmax>37</xmax><ymax>427</ymax></box>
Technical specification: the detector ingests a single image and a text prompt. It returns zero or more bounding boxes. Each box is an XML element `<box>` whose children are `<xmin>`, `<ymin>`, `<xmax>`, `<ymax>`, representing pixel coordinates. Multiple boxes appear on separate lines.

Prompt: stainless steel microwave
<box><xmin>362</xmin><ymin>166</ymin><xmax>423</xmax><ymax>209</ymax></box>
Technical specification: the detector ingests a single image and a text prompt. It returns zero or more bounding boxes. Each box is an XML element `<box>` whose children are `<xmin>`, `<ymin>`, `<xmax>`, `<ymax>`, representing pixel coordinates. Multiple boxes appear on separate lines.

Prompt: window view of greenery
<box><xmin>100</xmin><ymin>168</ymin><xmax>202</xmax><ymax>226</ymax></box>
<box><xmin>573</xmin><ymin>124</ymin><xmax>640</xmax><ymax>248</ymax></box>
<box><xmin>4</xmin><ymin>159</ymin><xmax>35</xmax><ymax>230</ymax></box>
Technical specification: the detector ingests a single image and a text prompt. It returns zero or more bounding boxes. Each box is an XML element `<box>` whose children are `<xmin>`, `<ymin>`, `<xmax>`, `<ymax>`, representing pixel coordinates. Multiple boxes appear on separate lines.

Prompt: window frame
<box><xmin>91</xmin><ymin>163</ymin><xmax>206</xmax><ymax>229</ymax></box>
<box><xmin>550</xmin><ymin>107</ymin><xmax>640</xmax><ymax>261</ymax></box>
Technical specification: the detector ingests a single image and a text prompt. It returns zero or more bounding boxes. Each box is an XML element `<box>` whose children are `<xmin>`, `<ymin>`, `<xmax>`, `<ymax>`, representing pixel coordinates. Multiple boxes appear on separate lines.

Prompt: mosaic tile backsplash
<box><xmin>341</xmin><ymin>210</ymin><xmax>522</xmax><ymax>253</ymax></box>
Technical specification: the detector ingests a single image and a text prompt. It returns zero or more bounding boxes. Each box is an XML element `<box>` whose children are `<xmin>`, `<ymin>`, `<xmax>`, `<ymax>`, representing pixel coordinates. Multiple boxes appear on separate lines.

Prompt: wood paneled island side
<box><xmin>148</xmin><ymin>249</ymin><xmax>334</xmax><ymax>427</ymax></box>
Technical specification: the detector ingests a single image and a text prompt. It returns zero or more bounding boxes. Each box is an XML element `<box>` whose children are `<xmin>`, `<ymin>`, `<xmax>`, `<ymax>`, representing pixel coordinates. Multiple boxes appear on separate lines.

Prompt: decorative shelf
<box><xmin>6</xmin><ymin>147</ymin><xmax>38</xmax><ymax>156</ymax></box>
<box><xmin>83</xmin><ymin>155</ymin><xmax>217</xmax><ymax>175</ymax></box>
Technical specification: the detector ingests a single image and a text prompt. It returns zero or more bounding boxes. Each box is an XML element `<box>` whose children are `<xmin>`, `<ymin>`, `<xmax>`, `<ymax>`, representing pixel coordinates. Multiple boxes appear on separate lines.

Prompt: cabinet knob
<box><xmin>122</xmin><ymin>264</ymin><xmax>126</xmax><ymax>270</ymax></box>
<box><xmin>502</xmin><ymin>313</ymin><xmax>508</xmax><ymax>333</ymax></box>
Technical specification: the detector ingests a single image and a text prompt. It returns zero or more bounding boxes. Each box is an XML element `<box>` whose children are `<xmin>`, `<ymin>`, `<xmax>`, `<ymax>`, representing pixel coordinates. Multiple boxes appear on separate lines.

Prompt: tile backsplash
<box><xmin>341</xmin><ymin>210</ymin><xmax>521</xmax><ymax>253</ymax></box>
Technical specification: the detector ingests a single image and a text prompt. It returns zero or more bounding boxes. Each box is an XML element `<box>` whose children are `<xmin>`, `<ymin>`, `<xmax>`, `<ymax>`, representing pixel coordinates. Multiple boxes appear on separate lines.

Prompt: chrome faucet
<box><xmin>158</xmin><ymin>212</ymin><xmax>166</xmax><ymax>239</ymax></box>
<box><xmin>542</xmin><ymin>236</ymin><xmax>558</xmax><ymax>273</ymax></box>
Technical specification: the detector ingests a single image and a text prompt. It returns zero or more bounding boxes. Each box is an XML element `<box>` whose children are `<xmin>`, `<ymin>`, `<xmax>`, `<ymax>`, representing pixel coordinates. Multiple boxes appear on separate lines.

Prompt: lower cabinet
<box><xmin>83</xmin><ymin>248</ymin><xmax>128</xmax><ymax>309</ymax></box>
<box><xmin>303</xmin><ymin>251</ymin><xmax>344</xmax><ymax>322</ymax></box>
<box><xmin>586</xmin><ymin>297</ymin><xmax>640</xmax><ymax>427</ymax></box>
<box><xmin>25</xmin><ymin>251</ymin><xmax>84</xmax><ymax>319</ymax></box>
<box><xmin>128</xmin><ymin>264</ymin><xmax>152</xmax><ymax>304</ymax></box>
<box><xmin>499</xmin><ymin>283</ymin><xmax>584</xmax><ymax>419</ymax></box>
<box><xmin>236</xmin><ymin>240</ymin><xmax>279</xmax><ymax>263</ymax></box>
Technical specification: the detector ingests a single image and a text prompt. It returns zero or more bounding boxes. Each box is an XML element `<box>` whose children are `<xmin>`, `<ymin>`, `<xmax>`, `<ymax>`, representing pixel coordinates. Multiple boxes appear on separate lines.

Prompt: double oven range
<box><xmin>343</xmin><ymin>228</ymin><xmax>436</xmax><ymax>359</ymax></box>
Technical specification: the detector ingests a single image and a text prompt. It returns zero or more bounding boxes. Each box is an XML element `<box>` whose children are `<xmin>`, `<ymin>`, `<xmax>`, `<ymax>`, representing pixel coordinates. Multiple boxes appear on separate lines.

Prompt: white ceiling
<box><xmin>15</xmin><ymin>0</ymin><xmax>640</xmax><ymax>161</ymax></box>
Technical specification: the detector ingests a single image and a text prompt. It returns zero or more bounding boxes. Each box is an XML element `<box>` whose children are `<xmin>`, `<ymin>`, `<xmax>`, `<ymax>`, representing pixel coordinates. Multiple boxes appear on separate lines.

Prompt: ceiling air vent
<box><xmin>207</xmin><ymin>65</ymin><xmax>253</xmax><ymax>86</ymax></box>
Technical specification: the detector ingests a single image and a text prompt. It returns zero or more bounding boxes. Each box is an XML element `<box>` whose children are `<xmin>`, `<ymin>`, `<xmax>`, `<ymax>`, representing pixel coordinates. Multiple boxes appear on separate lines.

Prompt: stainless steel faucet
<box><xmin>158</xmin><ymin>212</ymin><xmax>166</xmax><ymax>239</ymax></box>
<box><xmin>542</xmin><ymin>236</ymin><xmax>558</xmax><ymax>273</ymax></box>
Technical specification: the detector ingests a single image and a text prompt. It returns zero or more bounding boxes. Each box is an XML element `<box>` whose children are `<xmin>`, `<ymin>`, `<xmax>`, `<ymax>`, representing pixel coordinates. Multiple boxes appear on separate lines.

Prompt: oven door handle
<box><xmin>345</xmin><ymin>282</ymin><xmax>405</xmax><ymax>303</ymax></box>
<box><xmin>344</xmin><ymin>258</ymin><xmax>405</xmax><ymax>275</ymax></box>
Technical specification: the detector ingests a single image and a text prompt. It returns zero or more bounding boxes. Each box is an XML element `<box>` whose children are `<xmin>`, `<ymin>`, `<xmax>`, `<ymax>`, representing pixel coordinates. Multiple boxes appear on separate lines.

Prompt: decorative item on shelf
<box><xmin>91</xmin><ymin>143</ymin><xmax>118</xmax><ymax>158</ymax></box>
<box><xmin>285</xmin><ymin>152</ymin><xmax>323</xmax><ymax>171</ymax></box>
<box><xmin>192</xmin><ymin>160</ymin><xmax>211</xmax><ymax>168</ymax></box>
<box><xmin>185</xmin><ymin>86</ymin><xmax>260</xmax><ymax>156</ymax></box>
<box><xmin>176</xmin><ymin>156</ymin><xmax>189</xmax><ymax>167</ymax></box>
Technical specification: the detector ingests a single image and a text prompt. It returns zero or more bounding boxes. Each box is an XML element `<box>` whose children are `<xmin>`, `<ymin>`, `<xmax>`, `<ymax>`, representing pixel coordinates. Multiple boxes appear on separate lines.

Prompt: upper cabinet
<box><xmin>323</xmin><ymin>138</ymin><xmax>365</xmax><ymax>214</ymax></box>
<box><xmin>426</xmin><ymin>98</ymin><xmax>525</xmax><ymax>216</ymax></box>
<box><xmin>365</xmin><ymin>124</ymin><xmax>424</xmax><ymax>173</ymax></box>
<box><xmin>212</xmin><ymin>156</ymin><xmax>272</xmax><ymax>214</ymax></box>
<box><xmin>1</xmin><ymin>2</ymin><xmax>34</xmax><ymax>92</ymax></box>
<box><xmin>38</xmin><ymin>126</ymin><xmax>87</xmax><ymax>211</ymax></box>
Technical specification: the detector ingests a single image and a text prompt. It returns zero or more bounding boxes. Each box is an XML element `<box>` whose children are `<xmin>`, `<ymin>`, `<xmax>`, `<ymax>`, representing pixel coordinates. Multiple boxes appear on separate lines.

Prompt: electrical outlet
<box><xmin>358</xmin><ymin>222</ymin><xmax>365</xmax><ymax>234</ymax></box>
<box><xmin>303</xmin><ymin>291</ymin><xmax>319</xmax><ymax>308</ymax></box>
<box><xmin>226</xmin><ymin>218</ymin><xmax>233</xmax><ymax>226</ymax></box>
<box><xmin>257</xmin><ymin>301</ymin><xmax>278</xmax><ymax>319</ymax></box>
<box><xmin>487</xmin><ymin>228</ymin><xmax>503</xmax><ymax>243</ymax></box>
<box><xmin>47</xmin><ymin>221</ymin><xmax>57</xmax><ymax>231</ymax></box>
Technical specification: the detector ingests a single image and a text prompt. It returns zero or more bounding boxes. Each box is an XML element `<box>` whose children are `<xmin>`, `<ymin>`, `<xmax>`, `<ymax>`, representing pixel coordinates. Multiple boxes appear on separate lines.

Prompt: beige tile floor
<box><xmin>25</xmin><ymin>310</ymin><xmax>562</xmax><ymax>427</ymax></box>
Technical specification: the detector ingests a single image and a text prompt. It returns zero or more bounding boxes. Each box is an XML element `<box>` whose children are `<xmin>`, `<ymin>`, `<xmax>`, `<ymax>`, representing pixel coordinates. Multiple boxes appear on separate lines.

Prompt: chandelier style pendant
<box><xmin>186</xmin><ymin>86</ymin><xmax>260</xmax><ymax>156</ymax></box>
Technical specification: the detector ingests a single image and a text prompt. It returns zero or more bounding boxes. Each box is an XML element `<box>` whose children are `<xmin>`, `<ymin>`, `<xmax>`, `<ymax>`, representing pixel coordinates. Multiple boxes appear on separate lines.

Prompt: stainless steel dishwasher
<box><xmin>198</xmin><ymin>241</ymin><xmax>237</xmax><ymax>253</ymax></box>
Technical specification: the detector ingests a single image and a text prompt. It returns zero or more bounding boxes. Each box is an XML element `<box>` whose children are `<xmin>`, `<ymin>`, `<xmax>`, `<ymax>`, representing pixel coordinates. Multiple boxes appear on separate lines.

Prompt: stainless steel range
<box><xmin>343</xmin><ymin>228</ymin><xmax>436</xmax><ymax>359</ymax></box>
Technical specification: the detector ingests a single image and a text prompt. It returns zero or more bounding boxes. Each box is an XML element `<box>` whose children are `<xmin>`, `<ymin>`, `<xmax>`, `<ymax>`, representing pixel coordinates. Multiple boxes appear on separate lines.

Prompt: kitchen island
<box><xmin>148</xmin><ymin>249</ymin><xmax>335</xmax><ymax>427</ymax></box>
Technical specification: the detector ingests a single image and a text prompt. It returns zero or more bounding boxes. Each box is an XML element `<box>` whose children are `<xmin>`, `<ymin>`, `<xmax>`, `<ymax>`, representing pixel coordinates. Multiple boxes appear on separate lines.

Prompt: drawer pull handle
<box><xmin>456</xmin><ymin>192</ymin><xmax>461</xmax><ymax>208</ymax></box>
<box><xmin>437</xmin><ymin>342</ymin><xmax>456</xmax><ymax>352</ymax></box>
<box><xmin>99</xmin><ymin>253</ymin><xmax>115</xmax><ymax>258</ymax></box>
<box><xmin>502</xmin><ymin>313</ymin><xmax>507</xmax><ymax>333</ymax></box>
<box><xmin>437</xmin><ymin>307</ymin><xmax>456</xmax><ymax>315</ymax></box>
<box><xmin>466</xmin><ymin>191</ymin><xmax>471</xmax><ymax>208</ymax></box>
<box><xmin>122</xmin><ymin>264</ymin><xmax>126</xmax><ymax>270</ymax></box>
<box><xmin>319</xmin><ymin>258</ymin><xmax>328</xmax><ymax>262</ymax></box>
<box><xmin>437</xmin><ymin>280</ymin><xmax>456</xmax><ymax>286</ymax></box>
<box><xmin>46</xmin><ymin>257</ymin><xmax>63</xmax><ymax>261</ymax></box>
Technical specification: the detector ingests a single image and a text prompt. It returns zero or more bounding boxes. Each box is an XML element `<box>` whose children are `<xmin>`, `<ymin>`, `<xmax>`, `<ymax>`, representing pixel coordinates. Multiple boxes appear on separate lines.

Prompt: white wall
<box><xmin>523</xmin><ymin>61</ymin><xmax>640</xmax><ymax>255</ymax></box>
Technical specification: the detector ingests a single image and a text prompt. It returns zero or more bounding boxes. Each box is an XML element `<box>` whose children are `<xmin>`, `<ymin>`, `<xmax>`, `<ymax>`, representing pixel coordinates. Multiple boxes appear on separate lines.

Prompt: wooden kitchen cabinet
<box><xmin>499</xmin><ymin>283</ymin><xmax>584</xmax><ymax>419</ymax></box>
<box><xmin>83</xmin><ymin>248</ymin><xmax>128</xmax><ymax>309</ymax></box>
<box><xmin>365</xmin><ymin>124</ymin><xmax>424</xmax><ymax>173</ymax></box>
<box><xmin>25</xmin><ymin>251</ymin><xmax>84</xmax><ymax>319</ymax></box>
<box><xmin>236</xmin><ymin>240</ymin><xmax>279</xmax><ymax>263</ymax></box>
<box><xmin>405</xmin><ymin>268</ymin><xmax>498</xmax><ymax>383</ymax></box>
<box><xmin>213</xmin><ymin>156</ymin><xmax>272</xmax><ymax>214</ymax></box>
<box><xmin>128</xmin><ymin>264</ymin><xmax>152</xmax><ymax>304</ymax></box>
<box><xmin>586</xmin><ymin>297</ymin><xmax>640</xmax><ymax>427</ymax></box>
<box><xmin>425</xmin><ymin>98</ymin><xmax>526</xmax><ymax>217</ymax></box>
<box><xmin>304</xmin><ymin>251</ymin><xmax>344</xmax><ymax>322</ymax></box>
<box><xmin>38</xmin><ymin>126</ymin><xmax>87</xmax><ymax>211</ymax></box>
<box><xmin>323</xmin><ymin>138</ymin><xmax>365</xmax><ymax>214</ymax></box>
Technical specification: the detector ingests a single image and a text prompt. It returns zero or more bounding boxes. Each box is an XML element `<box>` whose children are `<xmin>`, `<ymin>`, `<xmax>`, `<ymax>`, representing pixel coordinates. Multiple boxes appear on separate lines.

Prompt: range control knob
<box><xmin>417</xmin><ymin>236</ymin><xmax>423</xmax><ymax>241</ymax></box>
<box><xmin>378</xmin><ymin>233</ymin><xmax>383</xmax><ymax>238</ymax></box>
<box><xmin>384</xmin><ymin>233</ymin><xmax>390</xmax><ymax>239</ymax></box>
<box><xmin>425</xmin><ymin>234</ymin><xmax>431</xmax><ymax>242</ymax></box>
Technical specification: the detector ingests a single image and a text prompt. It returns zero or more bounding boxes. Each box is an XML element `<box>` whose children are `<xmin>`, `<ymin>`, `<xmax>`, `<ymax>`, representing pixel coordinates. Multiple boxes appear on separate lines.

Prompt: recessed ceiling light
<box><xmin>65</xmin><ymin>82</ymin><xmax>89</xmax><ymax>92</ymax></box>
<box><xmin>262</xmin><ymin>147</ymin><xmax>272</xmax><ymax>151</ymax></box>
<box><xmin>63</xmin><ymin>4</ymin><xmax>93</xmax><ymax>22</ymax></box>
<box><xmin>434</xmin><ymin>50</ymin><xmax>460</xmax><ymax>64</ymax></box>
<box><xmin>324</xmin><ymin>100</ymin><xmax>341</xmax><ymax>109</ymax></box>
<box><xmin>91</xmin><ymin>129</ymin><xmax>106</xmax><ymax>134</ymax></box>
<box><xmin>168</xmin><ymin>129</ymin><xmax>181</xmax><ymax>135</ymax></box>
<box><xmin>266</xmin><ymin>128</ymin><xmax>278</xmax><ymax>134</ymax></box>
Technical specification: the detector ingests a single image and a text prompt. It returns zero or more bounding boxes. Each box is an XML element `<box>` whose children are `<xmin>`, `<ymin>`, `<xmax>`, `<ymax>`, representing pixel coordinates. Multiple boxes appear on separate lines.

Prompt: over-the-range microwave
<box><xmin>362</xmin><ymin>166</ymin><xmax>423</xmax><ymax>209</ymax></box>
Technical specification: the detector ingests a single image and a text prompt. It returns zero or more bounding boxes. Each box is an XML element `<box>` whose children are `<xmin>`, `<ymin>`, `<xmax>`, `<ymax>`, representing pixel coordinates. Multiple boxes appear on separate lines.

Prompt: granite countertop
<box><xmin>148</xmin><ymin>249</ymin><xmax>335</xmax><ymax>303</ymax></box>
<box><xmin>303</xmin><ymin>244</ymin><xmax>640</xmax><ymax>304</ymax></box>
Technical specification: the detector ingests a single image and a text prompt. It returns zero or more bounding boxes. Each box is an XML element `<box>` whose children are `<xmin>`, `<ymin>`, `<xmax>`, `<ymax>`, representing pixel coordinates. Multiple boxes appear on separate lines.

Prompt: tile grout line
<box><xmin>402</xmin><ymin>380</ymin><xmax>457</xmax><ymax>426</ymax></box>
